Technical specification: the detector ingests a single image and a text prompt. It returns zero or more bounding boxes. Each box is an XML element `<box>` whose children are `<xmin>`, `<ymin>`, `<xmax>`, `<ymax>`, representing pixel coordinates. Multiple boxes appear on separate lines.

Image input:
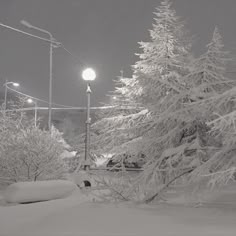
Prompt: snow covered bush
<box><xmin>4</xmin><ymin>180</ymin><xmax>77</xmax><ymax>203</ymax></box>
<box><xmin>0</xmin><ymin>109</ymin><xmax>68</xmax><ymax>183</ymax></box>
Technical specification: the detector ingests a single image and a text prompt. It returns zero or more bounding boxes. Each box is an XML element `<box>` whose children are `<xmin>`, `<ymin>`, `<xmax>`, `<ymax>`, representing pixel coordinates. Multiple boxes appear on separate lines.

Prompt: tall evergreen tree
<box><xmin>97</xmin><ymin>74</ymin><xmax>141</xmax><ymax>119</ymax></box>
<box><xmin>185</xmin><ymin>28</ymin><xmax>236</xmax><ymax>189</ymax></box>
<box><xmin>132</xmin><ymin>0</ymin><xmax>191</xmax><ymax>107</ymax></box>
<box><xmin>185</xmin><ymin>26</ymin><xmax>233</xmax><ymax>101</ymax></box>
<box><xmin>85</xmin><ymin>0</ymin><xmax>191</xmax><ymax>166</ymax></box>
<box><xmin>142</xmin><ymin>27</ymin><xmax>236</xmax><ymax>201</ymax></box>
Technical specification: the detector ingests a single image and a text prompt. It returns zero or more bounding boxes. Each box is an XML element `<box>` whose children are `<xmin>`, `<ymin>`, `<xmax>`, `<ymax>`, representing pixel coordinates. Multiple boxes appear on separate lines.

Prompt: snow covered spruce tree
<box><xmin>122</xmin><ymin>0</ymin><xmax>196</xmax><ymax>199</ymax></box>
<box><xmin>185</xmin><ymin>27</ymin><xmax>234</xmax><ymax>100</ymax></box>
<box><xmin>0</xmin><ymin>109</ymin><xmax>68</xmax><ymax>183</ymax></box>
<box><xmin>141</xmin><ymin>26</ymin><xmax>235</xmax><ymax>202</ymax></box>
<box><xmin>95</xmin><ymin>73</ymin><xmax>141</xmax><ymax>121</ymax></box>
<box><xmin>185</xmin><ymin>28</ymin><xmax>236</xmax><ymax>189</ymax></box>
<box><xmin>88</xmin><ymin>74</ymin><xmax>144</xmax><ymax>156</ymax></box>
<box><xmin>187</xmin><ymin>93</ymin><xmax>236</xmax><ymax>192</ymax></box>
<box><xmin>83</xmin><ymin>0</ymin><xmax>193</xmax><ymax>196</ymax></box>
<box><xmin>90</xmin><ymin>0</ymin><xmax>190</xmax><ymax>149</ymax></box>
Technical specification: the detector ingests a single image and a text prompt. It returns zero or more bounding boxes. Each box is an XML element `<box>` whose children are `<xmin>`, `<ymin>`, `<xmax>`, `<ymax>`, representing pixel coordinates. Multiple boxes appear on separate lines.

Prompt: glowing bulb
<box><xmin>82</xmin><ymin>68</ymin><xmax>96</xmax><ymax>81</ymax></box>
<box><xmin>27</xmin><ymin>98</ymin><xmax>33</xmax><ymax>104</ymax></box>
<box><xmin>12</xmin><ymin>83</ymin><xmax>19</xmax><ymax>87</ymax></box>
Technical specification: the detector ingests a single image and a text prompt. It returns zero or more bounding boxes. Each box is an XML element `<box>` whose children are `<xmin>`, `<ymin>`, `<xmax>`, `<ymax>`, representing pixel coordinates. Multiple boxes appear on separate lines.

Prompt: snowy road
<box><xmin>0</xmin><ymin>191</ymin><xmax>236</xmax><ymax>236</ymax></box>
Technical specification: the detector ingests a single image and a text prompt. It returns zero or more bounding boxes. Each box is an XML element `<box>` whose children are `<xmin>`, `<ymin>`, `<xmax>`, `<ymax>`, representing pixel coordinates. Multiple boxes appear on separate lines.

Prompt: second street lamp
<box><xmin>82</xmin><ymin>68</ymin><xmax>96</xmax><ymax>170</ymax></box>
<box><xmin>27</xmin><ymin>98</ymin><xmax>38</xmax><ymax>127</ymax></box>
<box><xmin>3</xmin><ymin>80</ymin><xmax>20</xmax><ymax>111</ymax></box>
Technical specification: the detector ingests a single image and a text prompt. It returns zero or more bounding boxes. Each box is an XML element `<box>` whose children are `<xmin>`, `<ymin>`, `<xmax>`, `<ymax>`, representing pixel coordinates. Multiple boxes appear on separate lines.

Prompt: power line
<box><xmin>6</xmin><ymin>106</ymin><xmax>117</xmax><ymax>112</ymax></box>
<box><xmin>60</xmin><ymin>44</ymin><xmax>87</xmax><ymax>68</ymax></box>
<box><xmin>7</xmin><ymin>86</ymin><xmax>76</xmax><ymax>108</ymax></box>
<box><xmin>6</xmin><ymin>87</ymin><xmax>122</xmax><ymax>110</ymax></box>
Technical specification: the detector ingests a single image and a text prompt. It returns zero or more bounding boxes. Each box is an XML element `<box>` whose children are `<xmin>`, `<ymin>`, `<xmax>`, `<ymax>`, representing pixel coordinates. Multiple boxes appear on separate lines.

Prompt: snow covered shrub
<box><xmin>4</xmin><ymin>180</ymin><xmax>77</xmax><ymax>203</ymax></box>
<box><xmin>0</xmin><ymin>110</ymin><xmax>68</xmax><ymax>183</ymax></box>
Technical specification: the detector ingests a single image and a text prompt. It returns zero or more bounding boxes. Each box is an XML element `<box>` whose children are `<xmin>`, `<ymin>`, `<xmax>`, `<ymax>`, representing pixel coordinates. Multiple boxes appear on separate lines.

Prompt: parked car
<box><xmin>106</xmin><ymin>153</ymin><xmax>145</xmax><ymax>171</ymax></box>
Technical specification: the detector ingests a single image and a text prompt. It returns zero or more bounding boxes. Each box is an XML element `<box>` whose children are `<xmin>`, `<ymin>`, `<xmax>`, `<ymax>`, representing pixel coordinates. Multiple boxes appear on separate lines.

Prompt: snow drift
<box><xmin>4</xmin><ymin>180</ymin><xmax>78</xmax><ymax>203</ymax></box>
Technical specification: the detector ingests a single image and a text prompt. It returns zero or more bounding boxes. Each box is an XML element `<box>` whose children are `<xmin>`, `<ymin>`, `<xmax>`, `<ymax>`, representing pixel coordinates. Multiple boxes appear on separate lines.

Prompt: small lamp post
<box><xmin>82</xmin><ymin>68</ymin><xmax>96</xmax><ymax>170</ymax></box>
<box><xmin>27</xmin><ymin>98</ymin><xmax>38</xmax><ymax>127</ymax></box>
<box><xmin>3</xmin><ymin>80</ymin><xmax>20</xmax><ymax>111</ymax></box>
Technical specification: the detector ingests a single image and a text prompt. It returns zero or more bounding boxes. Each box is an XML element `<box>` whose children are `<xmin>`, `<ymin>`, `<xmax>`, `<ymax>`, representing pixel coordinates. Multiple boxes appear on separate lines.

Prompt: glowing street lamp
<box><xmin>27</xmin><ymin>98</ymin><xmax>38</xmax><ymax>127</ymax></box>
<box><xmin>82</xmin><ymin>68</ymin><xmax>96</xmax><ymax>81</ymax></box>
<box><xmin>81</xmin><ymin>68</ymin><xmax>96</xmax><ymax>170</ymax></box>
<box><xmin>3</xmin><ymin>80</ymin><xmax>20</xmax><ymax>110</ymax></box>
<box><xmin>11</xmin><ymin>82</ymin><xmax>20</xmax><ymax>87</ymax></box>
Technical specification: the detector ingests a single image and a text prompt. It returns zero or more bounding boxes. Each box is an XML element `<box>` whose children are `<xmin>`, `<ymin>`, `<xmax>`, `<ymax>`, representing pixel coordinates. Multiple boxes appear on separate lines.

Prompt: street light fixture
<box><xmin>27</xmin><ymin>98</ymin><xmax>38</xmax><ymax>127</ymax></box>
<box><xmin>81</xmin><ymin>68</ymin><xmax>96</xmax><ymax>170</ymax></box>
<box><xmin>12</xmin><ymin>82</ymin><xmax>20</xmax><ymax>87</ymax></box>
<box><xmin>3</xmin><ymin>80</ymin><xmax>20</xmax><ymax>111</ymax></box>
<box><xmin>20</xmin><ymin>20</ymin><xmax>33</xmax><ymax>29</ymax></box>
<box><xmin>21</xmin><ymin>20</ymin><xmax>56</xmax><ymax>132</ymax></box>
<box><xmin>82</xmin><ymin>68</ymin><xmax>96</xmax><ymax>81</ymax></box>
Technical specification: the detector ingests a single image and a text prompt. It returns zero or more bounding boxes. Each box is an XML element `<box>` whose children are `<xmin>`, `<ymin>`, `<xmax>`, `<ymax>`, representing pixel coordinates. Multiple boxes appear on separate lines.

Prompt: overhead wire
<box><xmin>7</xmin><ymin>86</ymin><xmax>117</xmax><ymax>110</ymax></box>
<box><xmin>7</xmin><ymin>86</ymin><xmax>77</xmax><ymax>108</ymax></box>
<box><xmin>59</xmin><ymin>44</ymin><xmax>87</xmax><ymax>68</ymax></box>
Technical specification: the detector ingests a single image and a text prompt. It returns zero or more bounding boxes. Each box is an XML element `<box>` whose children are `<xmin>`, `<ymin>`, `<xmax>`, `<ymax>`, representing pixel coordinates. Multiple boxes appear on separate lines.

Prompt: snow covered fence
<box><xmin>4</xmin><ymin>180</ymin><xmax>78</xmax><ymax>203</ymax></box>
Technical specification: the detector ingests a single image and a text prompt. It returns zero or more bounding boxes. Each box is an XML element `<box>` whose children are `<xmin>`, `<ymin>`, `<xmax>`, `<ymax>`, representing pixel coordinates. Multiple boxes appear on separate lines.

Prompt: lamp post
<box><xmin>21</xmin><ymin>20</ymin><xmax>55</xmax><ymax>132</ymax></box>
<box><xmin>82</xmin><ymin>68</ymin><xmax>96</xmax><ymax>170</ymax></box>
<box><xmin>3</xmin><ymin>80</ymin><xmax>20</xmax><ymax>111</ymax></box>
<box><xmin>27</xmin><ymin>98</ymin><xmax>38</xmax><ymax>127</ymax></box>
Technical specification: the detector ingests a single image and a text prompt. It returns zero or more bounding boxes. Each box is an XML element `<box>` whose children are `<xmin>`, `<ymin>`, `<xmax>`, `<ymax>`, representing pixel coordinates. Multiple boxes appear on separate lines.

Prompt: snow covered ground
<box><xmin>1</xmin><ymin>186</ymin><xmax>236</xmax><ymax>236</ymax></box>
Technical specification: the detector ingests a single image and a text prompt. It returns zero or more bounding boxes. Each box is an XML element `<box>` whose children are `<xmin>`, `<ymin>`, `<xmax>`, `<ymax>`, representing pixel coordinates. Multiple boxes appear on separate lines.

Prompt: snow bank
<box><xmin>4</xmin><ymin>180</ymin><xmax>78</xmax><ymax>203</ymax></box>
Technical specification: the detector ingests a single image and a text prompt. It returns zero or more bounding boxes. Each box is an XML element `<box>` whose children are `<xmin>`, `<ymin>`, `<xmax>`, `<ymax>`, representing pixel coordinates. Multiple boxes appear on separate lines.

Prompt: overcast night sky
<box><xmin>0</xmin><ymin>0</ymin><xmax>235</xmax><ymax>107</ymax></box>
